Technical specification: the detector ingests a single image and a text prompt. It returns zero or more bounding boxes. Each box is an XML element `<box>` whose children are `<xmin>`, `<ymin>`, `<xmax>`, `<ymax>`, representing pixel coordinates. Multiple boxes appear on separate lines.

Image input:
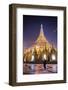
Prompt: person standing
<box><xmin>43</xmin><ymin>59</ymin><xmax>46</xmax><ymax>69</ymax></box>
<box><xmin>43</xmin><ymin>54</ymin><xmax>47</xmax><ymax>69</ymax></box>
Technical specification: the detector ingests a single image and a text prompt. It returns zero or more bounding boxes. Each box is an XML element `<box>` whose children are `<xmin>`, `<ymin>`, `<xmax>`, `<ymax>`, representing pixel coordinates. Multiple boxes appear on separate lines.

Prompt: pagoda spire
<box><xmin>40</xmin><ymin>24</ymin><xmax>44</xmax><ymax>37</ymax></box>
<box><xmin>36</xmin><ymin>24</ymin><xmax>47</xmax><ymax>44</ymax></box>
<box><xmin>41</xmin><ymin>24</ymin><xmax>43</xmax><ymax>33</ymax></box>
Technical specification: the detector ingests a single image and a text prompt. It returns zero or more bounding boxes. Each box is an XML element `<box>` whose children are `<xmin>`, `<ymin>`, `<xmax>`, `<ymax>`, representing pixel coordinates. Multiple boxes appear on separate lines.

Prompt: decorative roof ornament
<box><xmin>40</xmin><ymin>24</ymin><xmax>44</xmax><ymax>36</ymax></box>
<box><xmin>36</xmin><ymin>24</ymin><xmax>47</xmax><ymax>44</ymax></box>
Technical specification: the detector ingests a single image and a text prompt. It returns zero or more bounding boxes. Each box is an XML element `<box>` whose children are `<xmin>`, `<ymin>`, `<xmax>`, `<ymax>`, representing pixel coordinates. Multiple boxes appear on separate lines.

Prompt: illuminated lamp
<box><xmin>43</xmin><ymin>54</ymin><xmax>47</xmax><ymax>60</ymax></box>
<box><xmin>31</xmin><ymin>55</ymin><xmax>34</xmax><ymax>61</ymax></box>
<box><xmin>51</xmin><ymin>54</ymin><xmax>56</xmax><ymax>61</ymax></box>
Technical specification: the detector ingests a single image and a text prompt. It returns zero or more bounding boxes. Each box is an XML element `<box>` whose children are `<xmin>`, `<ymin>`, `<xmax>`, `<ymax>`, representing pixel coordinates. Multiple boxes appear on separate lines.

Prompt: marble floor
<box><xmin>23</xmin><ymin>64</ymin><xmax>57</xmax><ymax>74</ymax></box>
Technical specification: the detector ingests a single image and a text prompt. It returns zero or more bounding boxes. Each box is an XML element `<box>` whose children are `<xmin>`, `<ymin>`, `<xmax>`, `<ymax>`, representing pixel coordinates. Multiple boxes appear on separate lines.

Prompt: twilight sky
<box><xmin>23</xmin><ymin>15</ymin><xmax>57</xmax><ymax>49</ymax></box>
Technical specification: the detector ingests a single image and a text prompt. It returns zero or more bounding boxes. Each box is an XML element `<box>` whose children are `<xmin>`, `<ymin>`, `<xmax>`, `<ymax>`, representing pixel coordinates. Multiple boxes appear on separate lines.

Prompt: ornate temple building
<box><xmin>24</xmin><ymin>24</ymin><xmax>57</xmax><ymax>63</ymax></box>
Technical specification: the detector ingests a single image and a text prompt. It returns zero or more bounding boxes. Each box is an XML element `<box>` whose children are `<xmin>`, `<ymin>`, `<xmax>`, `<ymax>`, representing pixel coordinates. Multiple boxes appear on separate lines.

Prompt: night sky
<box><xmin>23</xmin><ymin>15</ymin><xmax>57</xmax><ymax>49</ymax></box>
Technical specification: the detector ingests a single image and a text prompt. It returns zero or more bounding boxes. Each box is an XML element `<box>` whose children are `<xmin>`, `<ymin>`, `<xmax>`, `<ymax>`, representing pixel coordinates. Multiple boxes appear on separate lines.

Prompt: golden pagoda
<box><xmin>36</xmin><ymin>24</ymin><xmax>47</xmax><ymax>44</ymax></box>
<box><xmin>35</xmin><ymin>24</ymin><xmax>52</xmax><ymax>51</ymax></box>
<box><xmin>24</xmin><ymin>24</ymin><xmax>57</xmax><ymax>62</ymax></box>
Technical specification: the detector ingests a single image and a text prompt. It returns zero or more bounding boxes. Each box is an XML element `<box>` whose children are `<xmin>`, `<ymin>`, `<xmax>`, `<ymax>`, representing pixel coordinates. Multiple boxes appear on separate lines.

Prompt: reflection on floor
<box><xmin>23</xmin><ymin>64</ymin><xmax>57</xmax><ymax>74</ymax></box>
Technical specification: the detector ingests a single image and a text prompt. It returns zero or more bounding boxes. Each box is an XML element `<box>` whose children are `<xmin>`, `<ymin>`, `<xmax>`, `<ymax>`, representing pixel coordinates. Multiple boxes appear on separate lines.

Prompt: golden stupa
<box><xmin>24</xmin><ymin>24</ymin><xmax>57</xmax><ymax>62</ymax></box>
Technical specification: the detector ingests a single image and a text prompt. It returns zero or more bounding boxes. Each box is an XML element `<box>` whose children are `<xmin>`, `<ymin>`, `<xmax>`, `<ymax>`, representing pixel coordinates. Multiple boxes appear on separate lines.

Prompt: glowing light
<box><xmin>43</xmin><ymin>54</ymin><xmax>46</xmax><ymax>60</ymax></box>
<box><xmin>52</xmin><ymin>54</ymin><xmax>56</xmax><ymax>60</ymax></box>
<box><xmin>31</xmin><ymin>55</ymin><xmax>34</xmax><ymax>61</ymax></box>
<box><xmin>24</xmin><ymin>58</ymin><xmax>26</xmax><ymax>62</ymax></box>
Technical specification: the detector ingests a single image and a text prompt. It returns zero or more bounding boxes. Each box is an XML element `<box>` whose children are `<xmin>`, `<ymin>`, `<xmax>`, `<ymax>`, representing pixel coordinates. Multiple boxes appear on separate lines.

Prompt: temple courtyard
<box><xmin>23</xmin><ymin>64</ymin><xmax>57</xmax><ymax>74</ymax></box>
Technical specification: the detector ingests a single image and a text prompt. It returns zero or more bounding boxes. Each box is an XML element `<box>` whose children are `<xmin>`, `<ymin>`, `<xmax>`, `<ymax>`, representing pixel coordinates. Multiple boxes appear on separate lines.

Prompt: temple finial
<box><xmin>41</xmin><ymin>24</ymin><xmax>43</xmax><ymax>31</ymax></box>
<box><xmin>40</xmin><ymin>24</ymin><xmax>44</xmax><ymax>35</ymax></box>
<box><xmin>36</xmin><ymin>24</ymin><xmax>47</xmax><ymax>43</ymax></box>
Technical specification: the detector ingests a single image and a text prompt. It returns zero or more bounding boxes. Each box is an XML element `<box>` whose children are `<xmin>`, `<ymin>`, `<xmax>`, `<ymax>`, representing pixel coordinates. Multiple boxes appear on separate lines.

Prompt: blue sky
<box><xmin>23</xmin><ymin>15</ymin><xmax>57</xmax><ymax>48</ymax></box>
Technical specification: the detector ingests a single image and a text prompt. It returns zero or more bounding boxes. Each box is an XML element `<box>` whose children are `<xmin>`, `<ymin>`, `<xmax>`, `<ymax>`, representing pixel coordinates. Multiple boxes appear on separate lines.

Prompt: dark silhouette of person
<box><xmin>43</xmin><ymin>60</ymin><xmax>46</xmax><ymax>69</ymax></box>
